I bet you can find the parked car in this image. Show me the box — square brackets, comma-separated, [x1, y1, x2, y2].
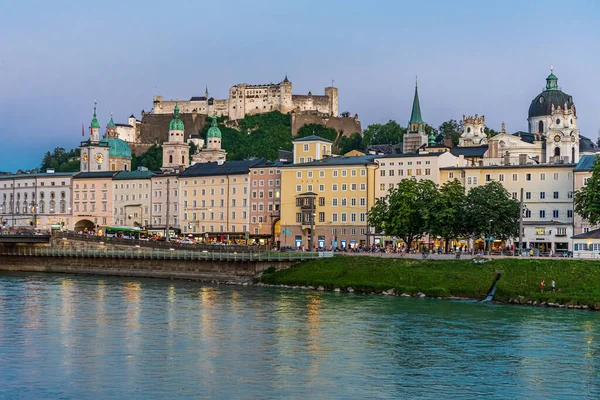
[279, 246, 295, 252]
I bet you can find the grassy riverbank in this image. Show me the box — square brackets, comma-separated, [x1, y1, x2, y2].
[260, 256, 600, 307]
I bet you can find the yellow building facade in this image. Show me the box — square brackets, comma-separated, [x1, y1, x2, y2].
[281, 136, 377, 249]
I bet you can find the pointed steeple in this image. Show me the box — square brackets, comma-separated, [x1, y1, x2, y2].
[283, 74, 289, 83]
[205, 86, 209, 97]
[91, 101, 100, 129]
[409, 78, 423, 124]
[107, 113, 116, 127]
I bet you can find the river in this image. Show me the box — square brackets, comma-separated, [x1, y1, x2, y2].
[0, 272, 598, 399]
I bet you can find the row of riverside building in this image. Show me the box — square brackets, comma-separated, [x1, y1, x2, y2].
[1, 70, 600, 254]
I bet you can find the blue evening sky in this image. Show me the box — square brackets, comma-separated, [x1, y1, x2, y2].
[1, 0, 599, 172]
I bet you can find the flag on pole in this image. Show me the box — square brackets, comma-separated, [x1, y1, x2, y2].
[82, 123, 85, 137]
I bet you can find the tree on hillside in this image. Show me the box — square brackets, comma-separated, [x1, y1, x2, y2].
[136, 145, 163, 171]
[428, 179, 467, 252]
[574, 156, 600, 225]
[362, 120, 406, 146]
[368, 178, 437, 249]
[338, 132, 364, 154]
[484, 127, 499, 138]
[296, 124, 338, 142]
[40, 147, 80, 172]
[438, 119, 462, 146]
[464, 181, 520, 249]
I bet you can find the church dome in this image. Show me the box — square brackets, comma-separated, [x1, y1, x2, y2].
[528, 71, 575, 119]
[169, 104, 185, 131]
[206, 116, 222, 138]
[99, 137, 132, 159]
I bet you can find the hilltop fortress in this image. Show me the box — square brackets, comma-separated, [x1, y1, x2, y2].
[110, 76, 361, 154]
[152, 75, 338, 119]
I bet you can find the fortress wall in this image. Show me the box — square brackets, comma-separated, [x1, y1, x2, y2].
[291, 111, 362, 138]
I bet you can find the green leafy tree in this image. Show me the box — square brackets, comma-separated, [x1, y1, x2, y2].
[429, 179, 467, 252]
[484, 127, 499, 138]
[136, 145, 163, 171]
[368, 178, 438, 249]
[40, 147, 80, 172]
[188, 141, 198, 158]
[362, 120, 406, 146]
[574, 156, 600, 225]
[464, 181, 520, 249]
[296, 124, 338, 142]
[338, 132, 364, 154]
[438, 119, 462, 146]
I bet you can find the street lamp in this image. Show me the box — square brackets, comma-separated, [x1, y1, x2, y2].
[488, 219, 493, 253]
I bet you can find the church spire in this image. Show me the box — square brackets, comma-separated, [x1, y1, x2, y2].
[91, 101, 100, 129]
[409, 79, 423, 124]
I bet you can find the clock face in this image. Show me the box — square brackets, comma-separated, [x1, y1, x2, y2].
[554, 135, 561, 142]
[95, 153, 104, 164]
[82, 154, 89, 163]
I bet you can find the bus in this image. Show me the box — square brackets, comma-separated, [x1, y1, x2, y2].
[105, 226, 141, 239]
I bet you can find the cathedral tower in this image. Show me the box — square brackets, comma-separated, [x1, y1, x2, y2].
[162, 104, 189, 171]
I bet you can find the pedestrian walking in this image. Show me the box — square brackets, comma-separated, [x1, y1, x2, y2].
[541, 280, 545, 293]
[551, 280, 556, 292]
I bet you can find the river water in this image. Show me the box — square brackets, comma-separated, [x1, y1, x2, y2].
[0, 272, 599, 399]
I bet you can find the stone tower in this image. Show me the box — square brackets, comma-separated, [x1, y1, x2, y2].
[459, 114, 487, 147]
[80, 102, 110, 172]
[324, 86, 339, 116]
[192, 115, 227, 164]
[162, 104, 190, 171]
[402, 80, 428, 153]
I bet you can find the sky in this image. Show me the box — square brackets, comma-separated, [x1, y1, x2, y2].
[1, 0, 600, 172]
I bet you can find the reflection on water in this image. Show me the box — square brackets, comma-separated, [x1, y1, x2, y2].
[0, 271, 599, 399]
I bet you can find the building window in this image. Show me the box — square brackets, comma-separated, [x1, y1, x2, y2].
[552, 210, 559, 218]
[332, 213, 338, 222]
[296, 185, 301, 192]
[296, 213, 302, 223]
[539, 210, 546, 218]
[303, 144, 309, 152]
[526, 192, 531, 200]
[526, 173, 531, 181]
[525, 209, 531, 218]
[498, 174, 504, 182]
[540, 192, 546, 200]
[319, 197, 325, 206]
[512, 174, 518, 181]
[553, 191, 559, 199]
[319, 212, 325, 222]
[449, 172, 454, 179]
[296, 171, 302, 178]
[567, 210, 573, 218]
[540, 173, 546, 181]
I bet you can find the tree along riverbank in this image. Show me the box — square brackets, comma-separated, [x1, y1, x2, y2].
[259, 256, 600, 309]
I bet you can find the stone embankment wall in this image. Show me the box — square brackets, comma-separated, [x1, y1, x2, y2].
[0, 255, 293, 283]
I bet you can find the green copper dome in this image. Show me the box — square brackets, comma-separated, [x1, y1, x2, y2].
[107, 114, 116, 128]
[91, 102, 100, 129]
[206, 116, 222, 139]
[169, 104, 185, 131]
[99, 137, 132, 159]
[528, 71, 574, 119]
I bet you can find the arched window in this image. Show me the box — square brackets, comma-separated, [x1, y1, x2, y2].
[554, 147, 560, 157]
[181, 155, 185, 164]
[538, 121, 544, 133]
[169, 155, 173, 164]
[572, 147, 575, 163]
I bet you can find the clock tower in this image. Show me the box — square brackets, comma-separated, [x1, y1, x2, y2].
[80, 102, 110, 172]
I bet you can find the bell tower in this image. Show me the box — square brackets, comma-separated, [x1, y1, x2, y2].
[162, 104, 190, 171]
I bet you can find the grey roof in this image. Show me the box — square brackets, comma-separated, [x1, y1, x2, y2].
[579, 135, 598, 153]
[277, 150, 293, 162]
[450, 145, 488, 157]
[74, 171, 118, 179]
[572, 228, 600, 240]
[180, 159, 262, 177]
[113, 170, 155, 180]
[250, 159, 290, 168]
[190, 96, 207, 101]
[293, 135, 333, 143]
[0, 171, 75, 180]
[374, 152, 446, 159]
[283, 155, 377, 167]
[441, 163, 575, 171]
[574, 154, 597, 172]
[115, 123, 133, 128]
[366, 144, 399, 155]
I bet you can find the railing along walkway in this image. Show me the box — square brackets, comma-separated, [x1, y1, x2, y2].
[1, 246, 333, 262]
